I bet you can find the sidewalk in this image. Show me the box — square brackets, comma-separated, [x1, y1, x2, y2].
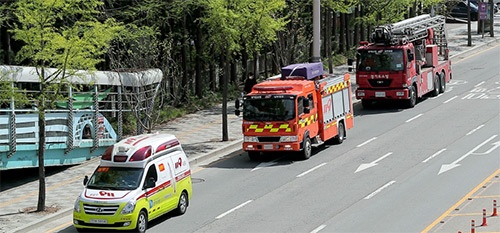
[0, 18, 499, 233]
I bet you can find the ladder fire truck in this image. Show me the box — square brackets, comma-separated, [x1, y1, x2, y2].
[355, 14, 452, 108]
[235, 62, 353, 160]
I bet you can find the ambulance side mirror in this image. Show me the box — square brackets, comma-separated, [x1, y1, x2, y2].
[235, 99, 240, 109]
[408, 53, 414, 61]
[145, 177, 156, 189]
[83, 175, 89, 186]
[235, 109, 240, 116]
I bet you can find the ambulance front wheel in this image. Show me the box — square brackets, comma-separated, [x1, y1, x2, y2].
[135, 210, 148, 233]
[175, 191, 189, 215]
[300, 137, 312, 160]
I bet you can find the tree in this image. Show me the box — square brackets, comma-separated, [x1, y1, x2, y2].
[201, 0, 286, 141]
[11, 0, 123, 211]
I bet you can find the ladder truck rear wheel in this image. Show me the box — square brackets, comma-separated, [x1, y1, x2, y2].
[439, 72, 446, 93]
[300, 137, 312, 160]
[332, 122, 345, 144]
[430, 74, 440, 97]
[406, 85, 417, 108]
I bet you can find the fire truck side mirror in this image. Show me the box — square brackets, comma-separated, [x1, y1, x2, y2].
[408, 53, 415, 61]
[347, 58, 354, 72]
[303, 98, 310, 108]
[304, 108, 310, 114]
[83, 175, 89, 186]
[444, 48, 449, 60]
[235, 99, 240, 109]
[235, 109, 240, 116]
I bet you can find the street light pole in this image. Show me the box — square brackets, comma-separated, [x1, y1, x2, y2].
[311, 0, 321, 62]
[467, 0, 472, 46]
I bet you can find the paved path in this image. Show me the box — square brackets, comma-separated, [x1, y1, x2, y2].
[0, 18, 499, 233]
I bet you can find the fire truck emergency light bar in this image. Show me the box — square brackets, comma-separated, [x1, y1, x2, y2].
[281, 62, 324, 80]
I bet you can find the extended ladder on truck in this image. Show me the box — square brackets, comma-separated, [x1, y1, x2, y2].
[372, 14, 448, 55]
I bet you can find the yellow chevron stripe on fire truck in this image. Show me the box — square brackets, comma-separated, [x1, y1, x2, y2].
[323, 80, 350, 96]
[246, 123, 291, 133]
[299, 114, 317, 128]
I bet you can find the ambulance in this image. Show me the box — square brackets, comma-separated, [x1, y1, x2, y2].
[73, 133, 192, 233]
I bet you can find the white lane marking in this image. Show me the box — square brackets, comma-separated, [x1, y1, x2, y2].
[443, 96, 458, 103]
[422, 148, 447, 163]
[216, 200, 253, 219]
[439, 135, 498, 175]
[474, 81, 485, 87]
[356, 137, 377, 148]
[364, 180, 396, 200]
[310, 224, 327, 233]
[466, 124, 484, 136]
[355, 152, 393, 173]
[406, 113, 423, 123]
[296, 163, 327, 178]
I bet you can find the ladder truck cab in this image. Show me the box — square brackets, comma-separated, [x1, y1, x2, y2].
[355, 14, 452, 108]
[235, 62, 354, 160]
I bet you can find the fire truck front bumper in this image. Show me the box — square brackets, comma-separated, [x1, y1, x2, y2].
[356, 88, 409, 100]
[243, 142, 301, 152]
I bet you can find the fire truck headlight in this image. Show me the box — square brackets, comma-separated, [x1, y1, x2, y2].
[402, 83, 408, 88]
[280, 136, 298, 142]
[357, 91, 365, 97]
[244, 136, 259, 142]
[74, 198, 81, 213]
[121, 200, 136, 214]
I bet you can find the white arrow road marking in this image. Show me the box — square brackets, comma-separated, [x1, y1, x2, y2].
[297, 163, 327, 178]
[355, 152, 393, 173]
[215, 200, 253, 219]
[481, 140, 500, 154]
[364, 180, 396, 200]
[251, 158, 280, 171]
[439, 135, 498, 175]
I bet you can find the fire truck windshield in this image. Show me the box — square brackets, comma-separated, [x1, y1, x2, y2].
[243, 97, 295, 121]
[357, 49, 404, 72]
[86, 167, 144, 190]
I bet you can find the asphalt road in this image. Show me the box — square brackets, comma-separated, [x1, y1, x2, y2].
[39, 39, 500, 233]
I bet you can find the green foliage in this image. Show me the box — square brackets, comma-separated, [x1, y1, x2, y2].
[200, 0, 287, 58]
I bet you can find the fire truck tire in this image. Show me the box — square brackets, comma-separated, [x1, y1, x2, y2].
[439, 72, 446, 93]
[333, 122, 345, 144]
[135, 210, 148, 233]
[175, 191, 189, 215]
[430, 74, 440, 97]
[406, 85, 417, 108]
[248, 151, 260, 161]
[300, 137, 312, 160]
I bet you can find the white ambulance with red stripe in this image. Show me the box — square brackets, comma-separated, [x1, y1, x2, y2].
[73, 133, 192, 233]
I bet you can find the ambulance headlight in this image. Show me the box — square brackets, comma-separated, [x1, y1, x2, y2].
[74, 198, 81, 213]
[280, 136, 298, 142]
[244, 136, 259, 142]
[121, 200, 136, 214]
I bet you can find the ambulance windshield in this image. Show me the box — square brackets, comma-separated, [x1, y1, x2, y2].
[243, 97, 295, 121]
[86, 167, 143, 190]
[357, 49, 404, 72]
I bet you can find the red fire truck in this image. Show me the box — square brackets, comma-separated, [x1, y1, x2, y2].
[355, 14, 452, 108]
[235, 63, 353, 160]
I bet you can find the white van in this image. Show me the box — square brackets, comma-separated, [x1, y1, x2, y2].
[73, 133, 192, 233]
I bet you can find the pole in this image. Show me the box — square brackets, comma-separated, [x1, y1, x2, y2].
[467, 0, 472, 46]
[311, 0, 321, 62]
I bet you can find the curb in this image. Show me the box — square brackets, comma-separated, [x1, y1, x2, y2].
[10, 207, 73, 233]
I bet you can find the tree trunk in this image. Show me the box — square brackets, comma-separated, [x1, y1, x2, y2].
[222, 55, 229, 142]
[339, 13, 345, 53]
[195, 23, 203, 99]
[37, 98, 46, 212]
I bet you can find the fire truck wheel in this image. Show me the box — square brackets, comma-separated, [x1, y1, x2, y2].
[175, 191, 189, 215]
[406, 85, 417, 108]
[430, 74, 440, 97]
[300, 137, 312, 160]
[439, 72, 446, 93]
[333, 122, 345, 144]
[135, 210, 148, 233]
[248, 151, 260, 161]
